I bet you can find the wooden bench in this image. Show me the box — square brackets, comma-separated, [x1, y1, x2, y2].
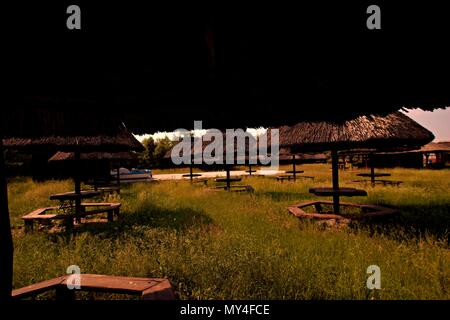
[288, 200, 398, 221]
[213, 185, 254, 192]
[23, 203, 121, 232]
[93, 185, 121, 194]
[12, 274, 175, 300]
[374, 180, 403, 186]
[276, 175, 315, 182]
[191, 178, 208, 185]
[276, 175, 295, 182]
[351, 179, 403, 186]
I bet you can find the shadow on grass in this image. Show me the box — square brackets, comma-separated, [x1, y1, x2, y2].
[53, 204, 214, 238]
[356, 203, 450, 243]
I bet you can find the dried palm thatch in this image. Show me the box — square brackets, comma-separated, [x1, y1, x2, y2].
[3, 126, 143, 153]
[279, 112, 434, 153]
[48, 151, 138, 162]
[417, 142, 450, 153]
[438, 142, 450, 149]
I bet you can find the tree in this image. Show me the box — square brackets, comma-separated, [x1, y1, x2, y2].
[153, 137, 174, 167]
[139, 137, 156, 168]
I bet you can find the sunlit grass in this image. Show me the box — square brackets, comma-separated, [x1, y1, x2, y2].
[8, 164, 450, 299]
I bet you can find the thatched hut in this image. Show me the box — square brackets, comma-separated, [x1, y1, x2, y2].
[4, 130, 143, 181]
[279, 112, 434, 214]
[372, 142, 450, 169]
[0, 126, 142, 298]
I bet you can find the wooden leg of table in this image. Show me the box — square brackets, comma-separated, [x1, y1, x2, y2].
[314, 203, 322, 213]
[24, 220, 34, 233]
[65, 217, 74, 232]
[107, 210, 114, 222]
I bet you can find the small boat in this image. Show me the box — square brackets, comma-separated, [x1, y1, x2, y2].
[111, 168, 153, 182]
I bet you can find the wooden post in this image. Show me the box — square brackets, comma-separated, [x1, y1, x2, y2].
[189, 152, 194, 182]
[74, 151, 81, 223]
[226, 165, 231, 191]
[0, 137, 13, 299]
[116, 165, 121, 186]
[370, 152, 375, 184]
[331, 150, 340, 214]
[292, 154, 297, 181]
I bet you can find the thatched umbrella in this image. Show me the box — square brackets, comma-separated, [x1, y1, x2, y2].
[0, 126, 142, 298]
[279, 112, 434, 214]
[373, 142, 450, 168]
[5, 128, 143, 204]
[167, 133, 260, 190]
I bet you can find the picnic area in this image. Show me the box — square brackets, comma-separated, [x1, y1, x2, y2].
[8, 163, 450, 299]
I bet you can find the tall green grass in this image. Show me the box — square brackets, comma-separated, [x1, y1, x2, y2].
[8, 165, 450, 299]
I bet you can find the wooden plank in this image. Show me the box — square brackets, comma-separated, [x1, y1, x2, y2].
[61, 274, 161, 294]
[12, 276, 67, 299]
[142, 279, 175, 300]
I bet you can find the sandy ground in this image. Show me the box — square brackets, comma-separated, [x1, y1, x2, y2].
[152, 170, 284, 181]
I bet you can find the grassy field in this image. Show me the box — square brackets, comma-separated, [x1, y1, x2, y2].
[8, 164, 450, 299]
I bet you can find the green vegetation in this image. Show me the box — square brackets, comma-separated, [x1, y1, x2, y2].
[8, 164, 450, 299]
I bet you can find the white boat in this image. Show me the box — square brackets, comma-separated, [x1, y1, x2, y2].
[111, 168, 153, 182]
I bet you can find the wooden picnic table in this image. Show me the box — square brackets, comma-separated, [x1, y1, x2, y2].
[285, 170, 304, 174]
[182, 173, 202, 178]
[215, 177, 242, 183]
[50, 190, 102, 223]
[309, 187, 367, 197]
[49, 190, 101, 202]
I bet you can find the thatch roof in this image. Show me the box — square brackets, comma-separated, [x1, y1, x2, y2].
[279, 112, 434, 152]
[48, 151, 138, 162]
[3, 127, 143, 153]
[374, 142, 450, 155]
[437, 142, 450, 149]
[417, 143, 450, 153]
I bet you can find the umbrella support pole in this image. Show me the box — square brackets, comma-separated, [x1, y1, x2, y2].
[292, 155, 296, 181]
[370, 152, 375, 185]
[116, 165, 120, 187]
[331, 150, 340, 214]
[74, 151, 81, 223]
[226, 165, 231, 191]
[0, 136, 13, 299]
